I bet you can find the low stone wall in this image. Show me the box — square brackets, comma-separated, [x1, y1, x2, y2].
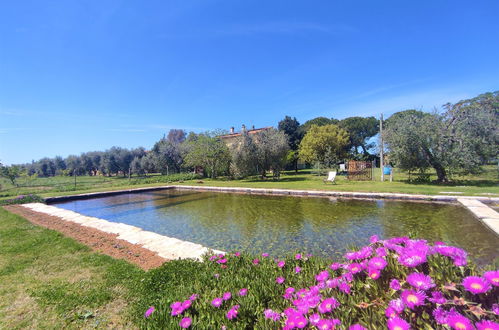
[457, 198, 499, 237]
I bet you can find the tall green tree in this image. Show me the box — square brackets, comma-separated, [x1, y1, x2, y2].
[278, 116, 302, 172]
[339, 116, 379, 158]
[384, 91, 499, 182]
[298, 124, 350, 168]
[184, 132, 231, 179]
[0, 165, 22, 186]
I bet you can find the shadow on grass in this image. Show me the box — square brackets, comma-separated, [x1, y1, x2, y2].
[403, 179, 498, 188]
[243, 177, 308, 183]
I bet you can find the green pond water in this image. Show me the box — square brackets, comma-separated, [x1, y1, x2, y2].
[52, 189, 499, 265]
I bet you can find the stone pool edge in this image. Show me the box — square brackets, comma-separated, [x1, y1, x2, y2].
[20, 202, 225, 261]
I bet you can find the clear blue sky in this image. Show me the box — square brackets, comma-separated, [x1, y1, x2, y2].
[1, 1, 498, 165]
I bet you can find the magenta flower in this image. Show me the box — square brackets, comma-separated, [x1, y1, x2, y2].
[368, 267, 381, 280]
[309, 313, 321, 325]
[428, 291, 446, 304]
[262, 252, 269, 257]
[390, 279, 401, 290]
[316, 319, 334, 329]
[295, 253, 302, 260]
[226, 305, 240, 320]
[432, 306, 448, 324]
[286, 314, 308, 328]
[285, 287, 295, 295]
[387, 317, 410, 330]
[349, 324, 368, 330]
[181, 299, 192, 310]
[315, 270, 329, 282]
[447, 314, 473, 330]
[398, 249, 427, 267]
[179, 317, 192, 328]
[263, 309, 280, 321]
[401, 289, 426, 309]
[376, 247, 388, 257]
[277, 260, 285, 268]
[144, 306, 155, 318]
[347, 263, 362, 274]
[385, 307, 397, 318]
[318, 297, 339, 313]
[369, 234, 379, 243]
[493, 303, 499, 315]
[276, 276, 285, 284]
[462, 276, 491, 294]
[211, 297, 223, 308]
[238, 288, 248, 296]
[389, 298, 405, 313]
[189, 294, 198, 301]
[295, 266, 302, 273]
[209, 255, 217, 261]
[234, 252, 240, 257]
[484, 270, 499, 287]
[339, 282, 351, 294]
[407, 272, 435, 290]
[170, 301, 183, 316]
[222, 292, 232, 301]
[476, 320, 499, 330]
[252, 258, 260, 265]
[368, 257, 387, 270]
[217, 258, 227, 264]
[329, 262, 342, 270]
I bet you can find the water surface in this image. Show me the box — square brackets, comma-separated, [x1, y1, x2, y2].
[52, 189, 499, 265]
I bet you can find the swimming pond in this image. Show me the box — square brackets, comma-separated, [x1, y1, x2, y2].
[51, 189, 498, 265]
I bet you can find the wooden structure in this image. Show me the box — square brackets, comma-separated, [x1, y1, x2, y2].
[347, 161, 373, 181]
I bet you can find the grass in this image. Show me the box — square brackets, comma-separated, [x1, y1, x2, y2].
[0, 166, 497, 202]
[0, 207, 144, 329]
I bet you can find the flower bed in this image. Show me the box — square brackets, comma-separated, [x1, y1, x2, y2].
[139, 236, 498, 329]
[0, 194, 45, 206]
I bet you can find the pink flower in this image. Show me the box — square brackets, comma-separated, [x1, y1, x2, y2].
[214, 273, 220, 278]
[217, 258, 227, 264]
[309, 313, 321, 325]
[262, 252, 269, 257]
[428, 291, 446, 304]
[389, 298, 405, 313]
[347, 263, 362, 274]
[401, 289, 426, 309]
[179, 317, 192, 328]
[238, 288, 248, 296]
[276, 276, 285, 284]
[462, 276, 491, 294]
[295, 253, 302, 260]
[329, 263, 342, 270]
[295, 266, 301, 273]
[447, 314, 473, 330]
[189, 294, 198, 301]
[252, 259, 260, 265]
[387, 317, 410, 330]
[369, 235, 379, 243]
[317, 319, 334, 329]
[315, 270, 329, 282]
[475, 320, 499, 330]
[484, 270, 499, 287]
[376, 247, 387, 257]
[144, 306, 155, 318]
[368, 257, 387, 270]
[318, 297, 339, 313]
[277, 260, 286, 268]
[339, 282, 351, 294]
[226, 305, 240, 320]
[211, 297, 223, 308]
[222, 292, 232, 301]
[264, 309, 280, 321]
[390, 279, 401, 290]
[349, 324, 368, 330]
[181, 299, 191, 310]
[407, 272, 435, 291]
[368, 268, 381, 280]
[234, 252, 240, 257]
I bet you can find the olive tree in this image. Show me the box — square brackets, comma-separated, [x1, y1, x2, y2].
[298, 124, 350, 168]
[184, 132, 231, 179]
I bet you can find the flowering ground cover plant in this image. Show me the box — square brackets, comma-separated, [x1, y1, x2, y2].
[0, 194, 44, 205]
[138, 236, 498, 329]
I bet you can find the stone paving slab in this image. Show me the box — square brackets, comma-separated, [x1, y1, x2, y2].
[457, 198, 499, 237]
[21, 203, 223, 261]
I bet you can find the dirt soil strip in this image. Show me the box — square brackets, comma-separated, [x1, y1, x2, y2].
[4, 205, 167, 270]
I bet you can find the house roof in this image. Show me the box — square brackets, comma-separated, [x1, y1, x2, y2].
[219, 126, 273, 139]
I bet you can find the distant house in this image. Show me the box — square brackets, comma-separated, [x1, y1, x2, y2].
[219, 124, 273, 148]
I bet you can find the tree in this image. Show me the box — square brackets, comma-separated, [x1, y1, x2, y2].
[278, 116, 302, 172]
[0, 165, 22, 186]
[298, 124, 350, 168]
[184, 132, 231, 179]
[253, 129, 290, 179]
[167, 129, 187, 144]
[230, 131, 258, 178]
[140, 153, 156, 176]
[152, 139, 184, 175]
[131, 157, 144, 176]
[299, 117, 339, 135]
[339, 116, 379, 158]
[384, 91, 499, 182]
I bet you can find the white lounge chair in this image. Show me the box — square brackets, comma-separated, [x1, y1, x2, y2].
[323, 171, 337, 184]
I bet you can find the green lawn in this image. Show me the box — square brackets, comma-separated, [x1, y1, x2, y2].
[1, 166, 497, 201]
[0, 207, 144, 329]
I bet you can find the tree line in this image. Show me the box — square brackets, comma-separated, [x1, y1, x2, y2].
[1, 91, 497, 184]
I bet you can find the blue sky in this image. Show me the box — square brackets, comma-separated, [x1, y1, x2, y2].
[1, 1, 498, 164]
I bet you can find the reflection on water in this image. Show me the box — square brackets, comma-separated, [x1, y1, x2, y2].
[52, 190, 499, 265]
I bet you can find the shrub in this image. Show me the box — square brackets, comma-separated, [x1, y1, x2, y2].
[0, 194, 45, 206]
[137, 236, 498, 329]
[130, 173, 201, 185]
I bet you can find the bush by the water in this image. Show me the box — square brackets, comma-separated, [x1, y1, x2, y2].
[138, 236, 498, 329]
[130, 173, 201, 185]
[0, 194, 45, 206]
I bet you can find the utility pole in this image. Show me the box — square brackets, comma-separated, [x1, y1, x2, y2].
[380, 113, 384, 182]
